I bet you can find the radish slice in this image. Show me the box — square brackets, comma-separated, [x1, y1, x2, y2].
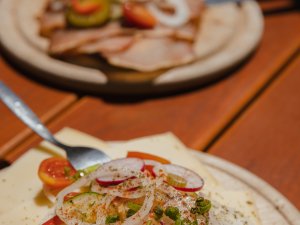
[144, 159, 162, 176]
[144, 159, 162, 167]
[96, 158, 145, 186]
[153, 164, 204, 192]
[91, 178, 147, 199]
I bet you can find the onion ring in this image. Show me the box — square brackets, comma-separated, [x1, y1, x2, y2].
[147, 0, 190, 27]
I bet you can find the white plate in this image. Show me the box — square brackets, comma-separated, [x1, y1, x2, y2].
[0, 0, 263, 94]
[1, 129, 298, 225]
[191, 151, 300, 225]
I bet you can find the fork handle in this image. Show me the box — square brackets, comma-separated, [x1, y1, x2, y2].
[0, 81, 60, 146]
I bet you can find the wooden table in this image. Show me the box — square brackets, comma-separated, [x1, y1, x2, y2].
[0, 0, 299, 211]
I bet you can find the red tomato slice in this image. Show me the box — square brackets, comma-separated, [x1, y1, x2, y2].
[127, 151, 171, 164]
[71, 0, 102, 15]
[42, 216, 64, 225]
[38, 157, 76, 188]
[123, 3, 157, 29]
[144, 164, 155, 176]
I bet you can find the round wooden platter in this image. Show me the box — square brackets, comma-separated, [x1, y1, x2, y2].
[191, 151, 300, 225]
[0, 147, 299, 224]
[0, 0, 263, 95]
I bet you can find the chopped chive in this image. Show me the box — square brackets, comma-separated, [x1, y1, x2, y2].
[153, 206, 163, 220]
[165, 206, 180, 221]
[127, 202, 141, 211]
[105, 215, 119, 224]
[191, 198, 211, 215]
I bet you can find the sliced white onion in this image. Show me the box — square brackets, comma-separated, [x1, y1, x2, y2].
[55, 165, 120, 223]
[147, 0, 190, 27]
[42, 185, 57, 204]
[91, 178, 146, 199]
[96, 195, 116, 225]
[153, 164, 204, 192]
[52, 158, 205, 225]
[123, 183, 155, 225]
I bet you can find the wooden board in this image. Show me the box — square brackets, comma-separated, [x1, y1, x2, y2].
[193, 151, 300, 224]
[0, 0, 263, 94]
[0, 129, 299, 224]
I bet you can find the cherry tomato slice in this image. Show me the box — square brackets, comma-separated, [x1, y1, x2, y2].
[42, 216, 64, 225]
[127, 151, 171, 164]
[71, 0, 102, 15]
[123, 3, 157, 29]
[144, 164, 155, 176]
[38, 157, 76, 188]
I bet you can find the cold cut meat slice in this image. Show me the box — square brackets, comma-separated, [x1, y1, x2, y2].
[39, 11, 66, 37]
[49, 22, 132, 54]
[104, 37, 195, 71]
[77, 36, 135, 54]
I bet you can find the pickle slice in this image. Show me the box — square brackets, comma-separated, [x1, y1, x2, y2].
[167, 173, 187, 188]
[66, 0, 110, 27]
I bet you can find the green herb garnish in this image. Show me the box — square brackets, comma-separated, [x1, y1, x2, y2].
[64, 166, 71, 176]
[73, 164, 100, 180]
[190, 197, 211, 215]
[127, 202, 141, 211]
[153, 206, 163, 220]
[126, 202, 141, 217]
[165, 206, 180, 221]
[126, 209, 136, 218]
[105, 215, 119, 224]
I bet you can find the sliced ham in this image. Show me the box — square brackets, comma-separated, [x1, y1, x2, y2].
[186, 0, 204, 19]
[140, 23, 197, 42]
[174, 22, 198, 41]
[140, 26, 174, 38]
[39, 11, 66, 37]
[103, 37, 195, 71]
[77, 36, 135, 54]
[49, 22, 133, 54]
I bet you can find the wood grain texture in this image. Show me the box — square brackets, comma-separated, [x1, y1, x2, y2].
[17, 12, 299, 149]
[209, 55, 300, 210]
[258, 0, 298, 13]
[0, 54, 77, 157]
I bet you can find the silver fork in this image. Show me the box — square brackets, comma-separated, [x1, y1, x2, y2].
[0, 81, 111, 170]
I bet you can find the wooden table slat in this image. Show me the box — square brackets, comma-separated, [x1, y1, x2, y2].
[0, 55, 77, 157]
[209, 55, 300, 209]
[19, 12, 300, 151]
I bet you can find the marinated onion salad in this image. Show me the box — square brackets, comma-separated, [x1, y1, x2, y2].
[40, 156, 211, 225]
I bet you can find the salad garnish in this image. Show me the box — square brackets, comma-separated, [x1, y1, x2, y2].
[38, 152, 211, 225]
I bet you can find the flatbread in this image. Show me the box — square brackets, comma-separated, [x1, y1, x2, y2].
[0, 128, 260, 225]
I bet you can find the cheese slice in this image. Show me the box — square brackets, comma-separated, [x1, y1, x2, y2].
[0, 128, 260, 225]
[204, 187, 261, 225]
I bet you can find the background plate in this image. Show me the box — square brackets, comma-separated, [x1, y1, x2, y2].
[0, 0, 263, 95]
